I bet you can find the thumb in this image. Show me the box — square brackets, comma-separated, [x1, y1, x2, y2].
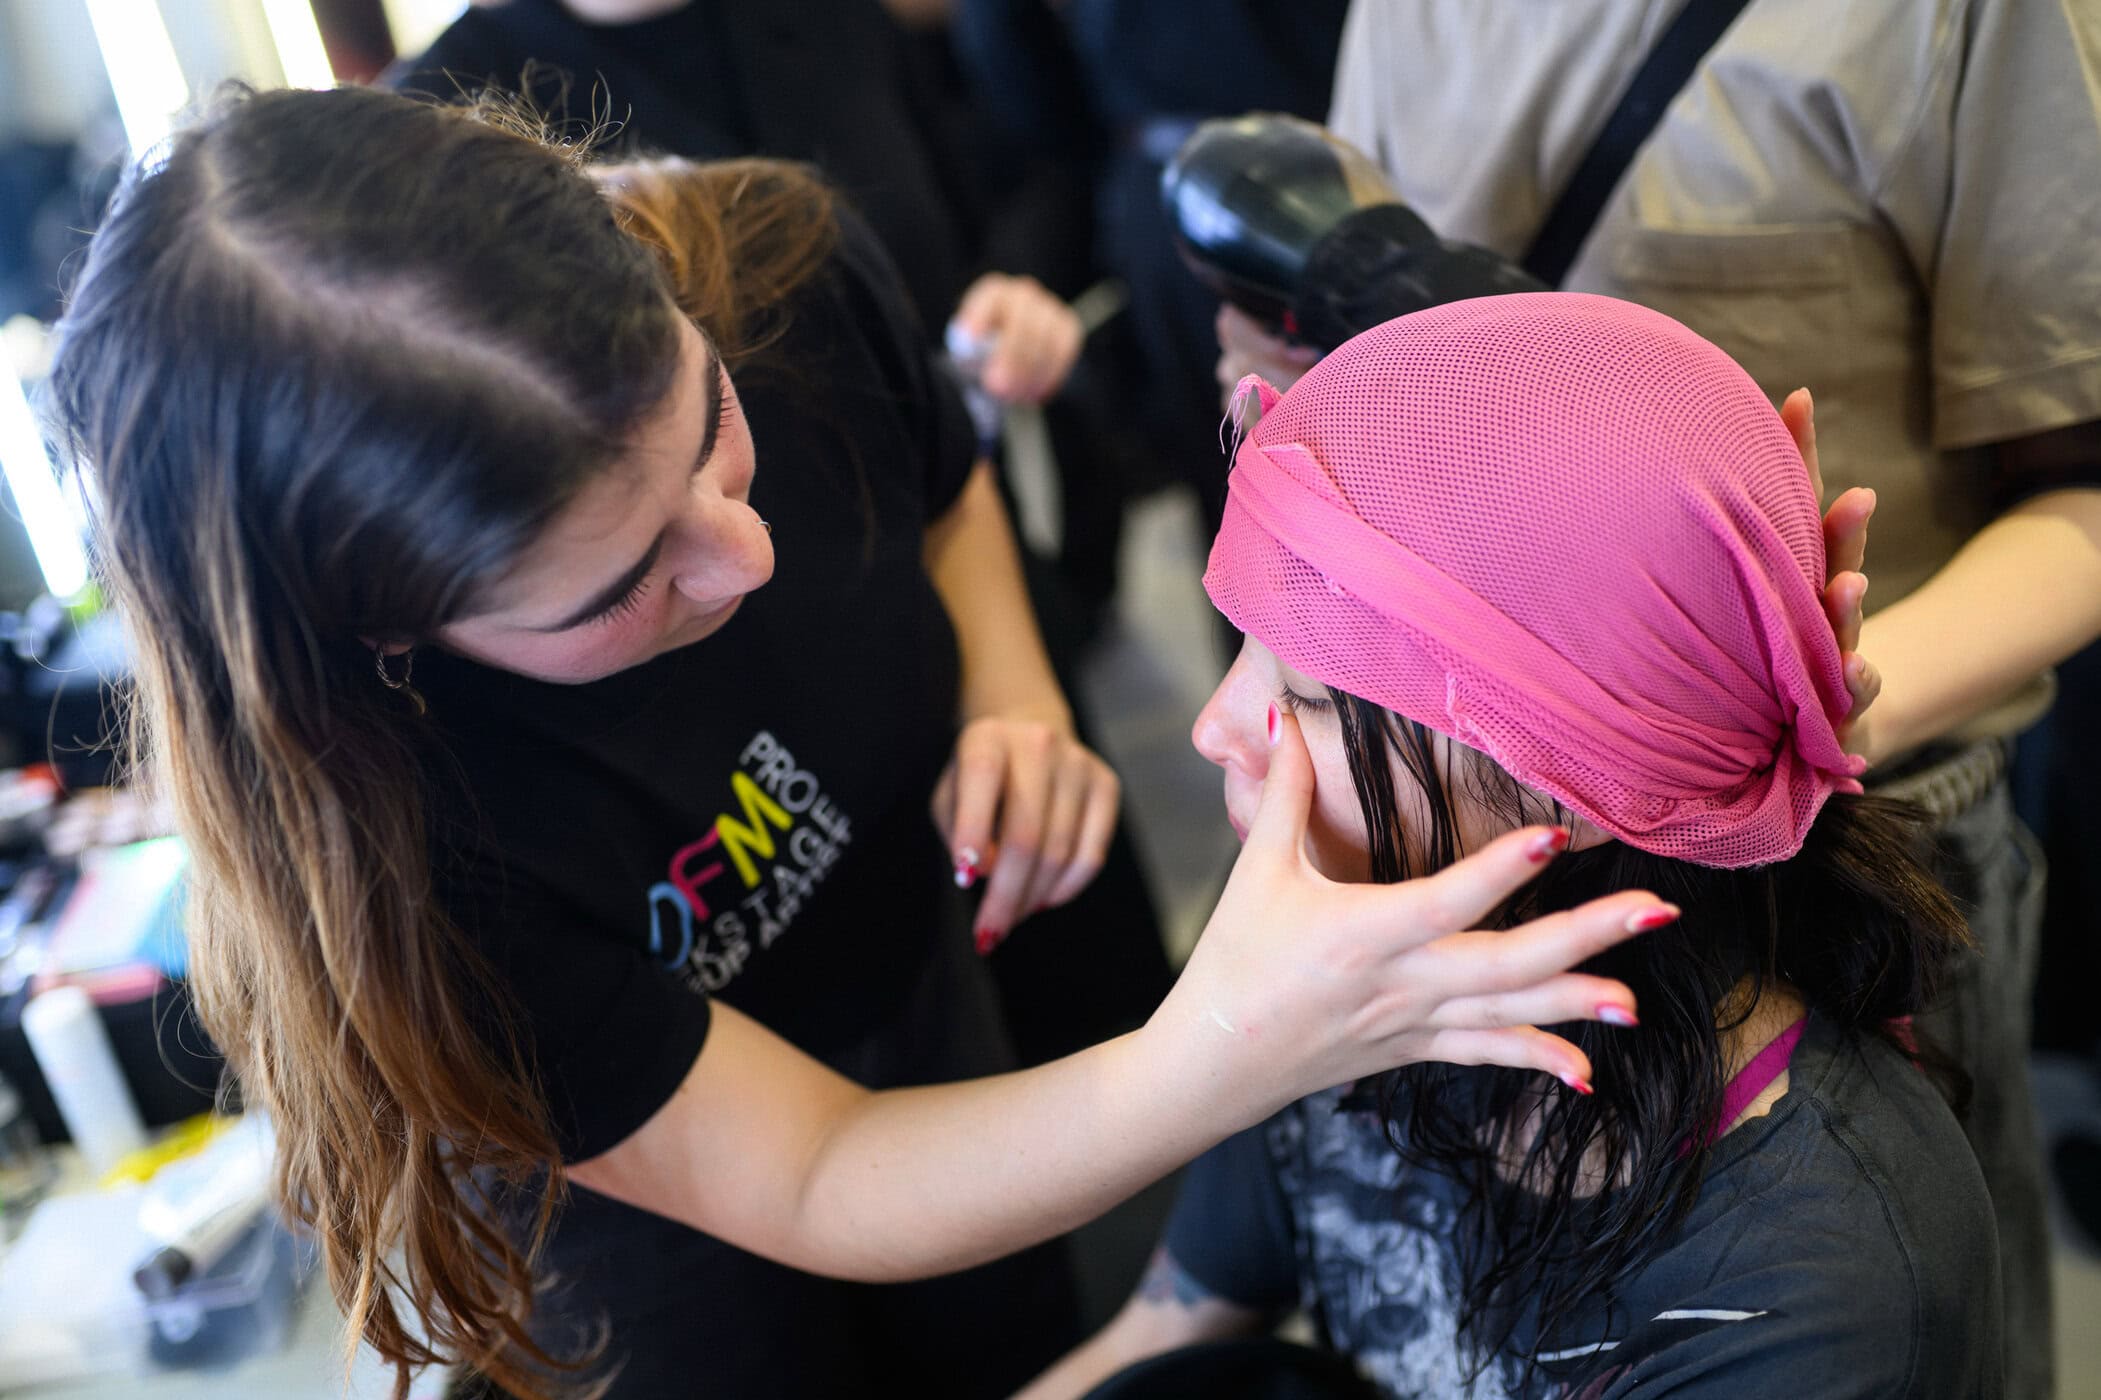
[1242, 704, 1317, 864]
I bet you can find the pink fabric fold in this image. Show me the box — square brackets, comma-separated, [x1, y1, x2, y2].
[1205, 293, 1862, 868]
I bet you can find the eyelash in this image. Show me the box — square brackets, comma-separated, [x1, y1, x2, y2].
[585, 371, 733, 630]
[588, 574, 654, 628]
[1277, 685, 1331, 715]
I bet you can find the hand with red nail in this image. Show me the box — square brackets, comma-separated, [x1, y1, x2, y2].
[931, 708, 1121, 955]
[1149, 707, 1664, 1112]
[1780, 388, 1882, 773]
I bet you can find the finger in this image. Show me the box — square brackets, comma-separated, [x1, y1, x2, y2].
[1377, 823, 1576, 937]
[1420, 1025, 1596, 1094]
[1236, 705, 1317, 870]
[1781, 387, 1822, 504]
[1021, 757, 1090, 915]
[947, 731, 1006, 890]
[984, 334, 1038, 402]
[1435, 973, 1638, 1032]
[987, 299, 1057, 400]
[930, 761, 958, 849]
[1420, 893, 1678, 994]
[1821, 486, 1875, 579]
[1822, 570, 1867, 655]
[976, 742, 1052, 946]
[951, 274, 1008, 340]
[1845, 654, 1883, 714]
[1043, 771, 1120, 909]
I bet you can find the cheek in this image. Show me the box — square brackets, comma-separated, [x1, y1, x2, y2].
[1301, 725, 1375, 883]
[465, 627, 655, 685]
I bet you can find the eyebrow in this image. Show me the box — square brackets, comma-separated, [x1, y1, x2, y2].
[537, 344, 724, 633]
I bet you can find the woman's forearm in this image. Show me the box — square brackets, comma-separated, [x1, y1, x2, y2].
[572, 1001, 1277, 1283]
[789, 1024, 1256, 1280]
[924, 461, 1071, 725]
[1858, 486, 2101, 763]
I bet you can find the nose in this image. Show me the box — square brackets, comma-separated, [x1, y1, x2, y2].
[1191, 657, 1268, 780]
[666, 485, 772, 605]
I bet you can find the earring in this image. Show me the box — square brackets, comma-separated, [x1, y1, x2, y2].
[374, 647, 427, 716]
[761, 519, 773, 534]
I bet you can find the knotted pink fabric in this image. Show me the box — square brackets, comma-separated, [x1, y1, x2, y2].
[1205, 293, 1864, 868]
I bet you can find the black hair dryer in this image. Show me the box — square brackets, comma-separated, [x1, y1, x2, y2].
[1161, 113, 1546, 353]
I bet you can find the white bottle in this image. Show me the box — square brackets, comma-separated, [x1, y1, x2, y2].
[22, 985, 147, 1175]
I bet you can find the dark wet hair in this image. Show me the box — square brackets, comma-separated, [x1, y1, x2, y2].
[1326, 692, 1969, 1384]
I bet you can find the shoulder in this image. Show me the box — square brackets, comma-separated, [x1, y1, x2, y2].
[1610, 1026, 1999, 1394]
[790, 204, 931, 364]
[382, 6, 538, 99]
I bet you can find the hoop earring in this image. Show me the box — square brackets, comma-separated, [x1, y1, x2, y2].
[374, 647, 427, 716]
[761, 519, 773, 534]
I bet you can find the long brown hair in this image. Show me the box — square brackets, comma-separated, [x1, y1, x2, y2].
[47, 86, 833, 1398]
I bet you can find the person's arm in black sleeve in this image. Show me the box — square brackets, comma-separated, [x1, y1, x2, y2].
[438, 843, 712, 1162]
[1013, 1122, 1297, 1400]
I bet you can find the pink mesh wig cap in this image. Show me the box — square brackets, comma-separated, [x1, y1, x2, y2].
[1205, 293, 1865, 868]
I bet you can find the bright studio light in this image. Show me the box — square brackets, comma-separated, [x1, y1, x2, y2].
[260, 0, 336, 90]
[81, 0, 190, 157]
[0, 375, 89, 601]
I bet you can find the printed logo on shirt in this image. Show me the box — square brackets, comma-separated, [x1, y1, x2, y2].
[644, 730, 853, 993]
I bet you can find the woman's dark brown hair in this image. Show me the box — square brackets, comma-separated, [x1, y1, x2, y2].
[46, 85, 832, 1398]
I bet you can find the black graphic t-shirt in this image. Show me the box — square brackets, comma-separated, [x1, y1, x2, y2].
[1165, 1014, 2003, 1397]
[417, 214, 975, 1161]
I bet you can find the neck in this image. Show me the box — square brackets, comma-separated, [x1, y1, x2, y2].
[1497, 978, 1808, 1190]
[1712, 978, 1807, 1137]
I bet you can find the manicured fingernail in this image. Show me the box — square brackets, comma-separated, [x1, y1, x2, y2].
[974, 927, 999, 956]
[1526, 827, 1570, 863]
[1627, 904, 1681, 933]
[1266, 702, 1281, 746]
[1597, 1005, 1639, 1028]
[953, 847, 982, 889]
[1560, 1073, 1594, 1096]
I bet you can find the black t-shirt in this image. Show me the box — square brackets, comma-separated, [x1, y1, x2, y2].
[417, 215, 977, 1161]
[1165, 1014, 2003, 1397]
[388, 0, 980, 331]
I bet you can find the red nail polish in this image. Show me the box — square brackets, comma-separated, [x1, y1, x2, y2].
[954, 861, 982, 890]
[1266, 702, 1281, 746]
[1627, 904, 1681, 933]
[1526, 827, 1570, 863]
[1560, 1073, 1594, 1096]
[975, 927, 999, 956]
[1597, 1005, 1639, 1028]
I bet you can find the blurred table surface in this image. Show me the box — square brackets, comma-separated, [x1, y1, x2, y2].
[5, 1143, 447, 1400]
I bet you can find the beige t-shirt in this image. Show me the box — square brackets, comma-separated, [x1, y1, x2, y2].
[1330, 0, 2101, 738]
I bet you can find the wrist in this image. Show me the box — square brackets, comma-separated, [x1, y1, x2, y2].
[961, 689, 1074, 734]
[1132, 989, 1293, 1140]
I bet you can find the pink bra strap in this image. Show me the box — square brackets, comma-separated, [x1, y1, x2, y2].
[1702, 1017, 1807, 1150]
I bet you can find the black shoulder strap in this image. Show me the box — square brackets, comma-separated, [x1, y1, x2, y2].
[1521, 0, 1756, 287]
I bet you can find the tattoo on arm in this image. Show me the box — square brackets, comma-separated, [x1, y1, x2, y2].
[1136, 1246, 1218, 1310]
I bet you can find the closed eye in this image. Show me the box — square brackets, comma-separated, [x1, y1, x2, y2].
[1277, 683, 1331, 715]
